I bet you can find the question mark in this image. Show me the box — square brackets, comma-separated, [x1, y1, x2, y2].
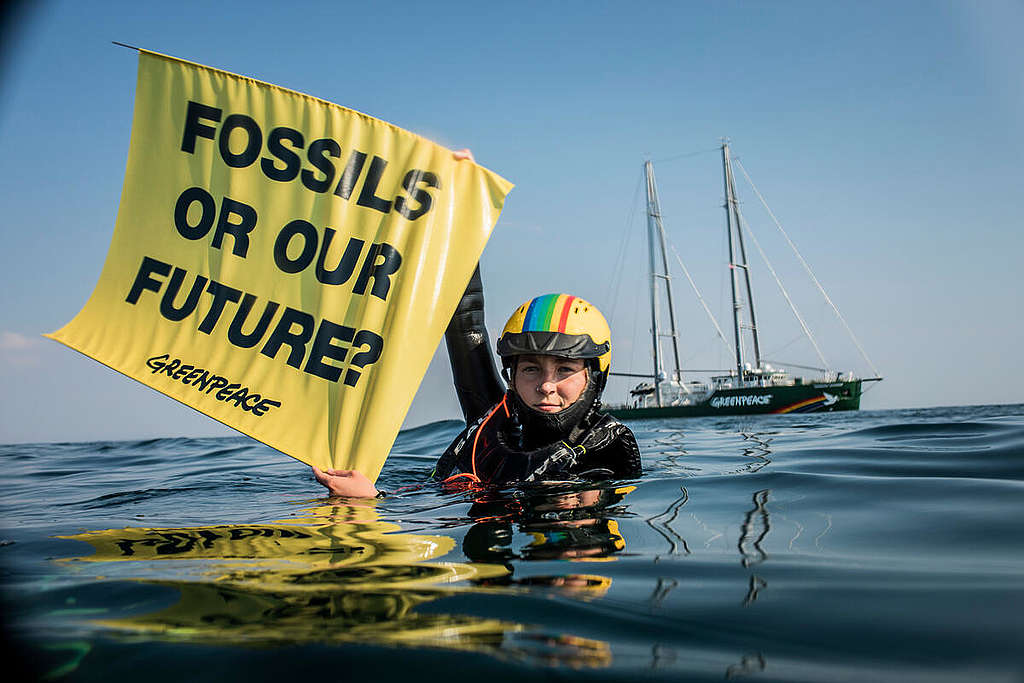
[344, 330, 384, 387]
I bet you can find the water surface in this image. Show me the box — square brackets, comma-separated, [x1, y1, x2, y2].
[2, 404, 1023, 681]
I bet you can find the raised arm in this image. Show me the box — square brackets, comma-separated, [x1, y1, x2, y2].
[444, 264, 506, 425]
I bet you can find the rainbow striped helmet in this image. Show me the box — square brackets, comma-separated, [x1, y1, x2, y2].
[497, 294, 611, 373]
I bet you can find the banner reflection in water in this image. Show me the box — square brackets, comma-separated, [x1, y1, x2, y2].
[57, 486, 630, 667]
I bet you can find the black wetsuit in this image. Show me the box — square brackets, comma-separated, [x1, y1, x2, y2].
[434, 267, 642, 485]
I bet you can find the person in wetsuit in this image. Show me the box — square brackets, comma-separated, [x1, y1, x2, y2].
[313, 266, 641, 497]
[432, 271, 641, 485]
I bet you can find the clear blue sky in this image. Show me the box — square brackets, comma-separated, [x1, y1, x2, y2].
[1, 0, 1022, 443]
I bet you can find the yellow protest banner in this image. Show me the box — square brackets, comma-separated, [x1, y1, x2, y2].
[47, 50, 513, 481]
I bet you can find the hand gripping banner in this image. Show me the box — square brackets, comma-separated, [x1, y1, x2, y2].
[47, 50, 513, 481]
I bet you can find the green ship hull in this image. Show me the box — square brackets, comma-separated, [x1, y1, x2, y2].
[606, 379, 863, 420]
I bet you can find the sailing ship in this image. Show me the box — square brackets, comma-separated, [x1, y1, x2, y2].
[605, 142, 881, 419]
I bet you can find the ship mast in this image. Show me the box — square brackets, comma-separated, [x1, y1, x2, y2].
[722, 141, 762, 378]
[644, 161, 684, 406]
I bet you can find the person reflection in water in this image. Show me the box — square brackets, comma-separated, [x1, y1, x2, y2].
[462, 485, 633, 568]
[313, 151, 642, 497]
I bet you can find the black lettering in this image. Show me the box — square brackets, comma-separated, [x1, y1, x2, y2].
[142, 352, 281, 416]
[227, 295, 279, 348]
[275, 528, 309, 539]
[157, 531, 199, 554]
[261, 126, 304, 182]
[216, 382, 241, 401]
[352, 244, 380, 297]
[126, 257, 171, 304]
[197, 529, 221, 549]
[274, 220, 318, 273]
[226, 386, 249, 406]
[303, 319, 355, 382]
[394, 170, 439, 220]
[344, 330, 383, 387]
[218, 113, 262, 168]
[146, 353, 170, 372]
[316, 231, 364, 285]
[181, 101, 222, 153]
[252, 398, 281, 417]
[199, 281, 243, 334]
[356, 155, 393, 213]
[211, 197, 257, 257]
[159, 268, 208, 321]
[228, 528, 262, 541]
[334, 150, 367, 199]
[260, 307, 315, 369]
[352, 242, 401, 300]
[205, 376, 229, 394]
[301, 138, 341, 193]
[174, 187, 217, 241]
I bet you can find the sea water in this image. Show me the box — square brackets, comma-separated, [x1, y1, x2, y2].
[2, 404, 1023, 681]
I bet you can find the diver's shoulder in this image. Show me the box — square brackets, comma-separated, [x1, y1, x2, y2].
[590, 408, 632, 433]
